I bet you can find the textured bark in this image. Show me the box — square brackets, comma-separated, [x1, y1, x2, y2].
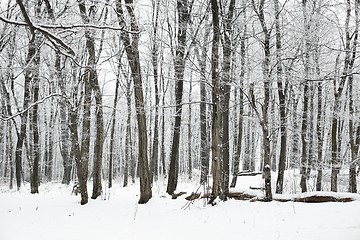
[150, 0, 161, 183]
[195, 21, 211, 185]
[274, 0, 287, 194]
[77, 1, 104, 200]
[14, 23, 36, 190]
[210, 0, 222, 203]
[300, 0, 310, 193]
[124, 78, 132, 188]
[30, 2, 42, 192]
[348, 0, 359, 194]
[57, 52, 72, 185]
[220, 0, 235, 200]
[252, 0, 273, 201]
[331, 0, 355, 192]
[187, 77, 192, 180]
[108, 70, 121, 188]
[231, 2, 246, 188]
[167, 0, 191, 195]
[116, 0, 152, 203]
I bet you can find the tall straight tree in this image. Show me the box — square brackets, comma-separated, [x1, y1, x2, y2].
[116, 0, 152, 204]
[210, 0, 222, 202]
[221, 0, 236, 200]
[231, 0, 247, 188]
[14, 0, 42, 190]
[167, 0, 192, 195]
[347, 0, 359, 193]
[77, 0, 104, 200]
[150, 0, 161, 183]
[274, 0, 287, 194]
[331, 0, 357, 192]
[252, 0, 272, 201]
[300, 0, 311, 193]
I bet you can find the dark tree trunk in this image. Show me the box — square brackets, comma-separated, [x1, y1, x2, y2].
[108, 69, 121, 188]
[210, 0, 222, 203]
[196, 23, 211, 185]
[124, 78, 132, 188]
[231, 1, 246, 187]
[252, 0, 273, 201]
[274, 0, 287, 194]
[331, 0, 355, 192]
[167, 0, 191, 195]
[348, 0, 359, 193]
[116, 0, 152, 203]
[300, 0, 310, 193]
[220, 0, 235, 200]
[150, 0, 161, 183]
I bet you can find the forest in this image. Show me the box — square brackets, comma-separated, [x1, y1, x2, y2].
[0, 0, 359, 207]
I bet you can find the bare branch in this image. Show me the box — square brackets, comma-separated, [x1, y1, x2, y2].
[0, 93, 62, 121]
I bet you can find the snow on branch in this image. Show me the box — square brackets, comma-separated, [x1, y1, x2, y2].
[0, 93, 62, 122]
[0, 15, 75, 55]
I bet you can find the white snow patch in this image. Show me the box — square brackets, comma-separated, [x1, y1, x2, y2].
[0, 176, 359, 240]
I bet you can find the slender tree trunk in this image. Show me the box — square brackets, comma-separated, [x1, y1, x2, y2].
[167, 0, 191, 195]
[15, 34, 35, 190]
[196, 23, 210, 185]
[274, 0, 287, 194]
[231, 2, 246, 187]
[116, 0, 152, 203]
[331, 0, 354, 192]
[150, 0, 161, 183]
[187, 75, 192, 180]
[220, 0, 235, 200]
[300, 0, 310, 193]
[252, 0, 273, 201]
[315, 50, 323, 191]
[210, 0, 222, 203]
[108, 67, 121, 188]
[124, 78, 132, 188]
[348, 0, 359, 193]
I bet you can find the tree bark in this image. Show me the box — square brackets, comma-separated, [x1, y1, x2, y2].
[116, 0, 152, 204]
[274, 0, 287, 194]
[300, 0, 310, 193]
[220, 0, 235, 200]
[167, 0, 191, 195]
[150, 0, 161, 183]
[210, 0, 222, 203]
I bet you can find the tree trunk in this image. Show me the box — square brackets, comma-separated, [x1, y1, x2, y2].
[274, 0, 287, 194]
[150, 0, 161, 183]
[210, 0, 222, 203]
[108, 67, 121, 188]
[167, 0, 191, 195]
[252, 0, 273, 201]
[196, 22, 211, 185]
[348, 0, 359, 193]
[231, 2, 246, 187]
[116, 0, 152, 204]
[30, 24, 41, 193]
[220, 0, 235, 200]
[187, 75, 192, 180]
[300, 0, 310, 193]
[331, 0, 355, 192]
[124, 78, 132, 188]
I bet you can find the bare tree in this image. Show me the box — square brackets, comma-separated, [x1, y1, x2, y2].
[116, 0, 152, 204]
[167, 0, 192, 195]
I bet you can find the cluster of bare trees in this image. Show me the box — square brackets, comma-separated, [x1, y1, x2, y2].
[0, 0, 359, 205]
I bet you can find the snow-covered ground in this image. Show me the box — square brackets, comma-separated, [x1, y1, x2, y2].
[1, 173, 359, 240]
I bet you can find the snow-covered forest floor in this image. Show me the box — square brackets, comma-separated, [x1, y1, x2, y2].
[1, 171, 359, 240]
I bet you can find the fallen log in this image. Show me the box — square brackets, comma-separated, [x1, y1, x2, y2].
[185, 193, 201, 201]
[293, 195, 354, 203]
[172, 191, 187, 199]
[227, 192, 258, 200]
